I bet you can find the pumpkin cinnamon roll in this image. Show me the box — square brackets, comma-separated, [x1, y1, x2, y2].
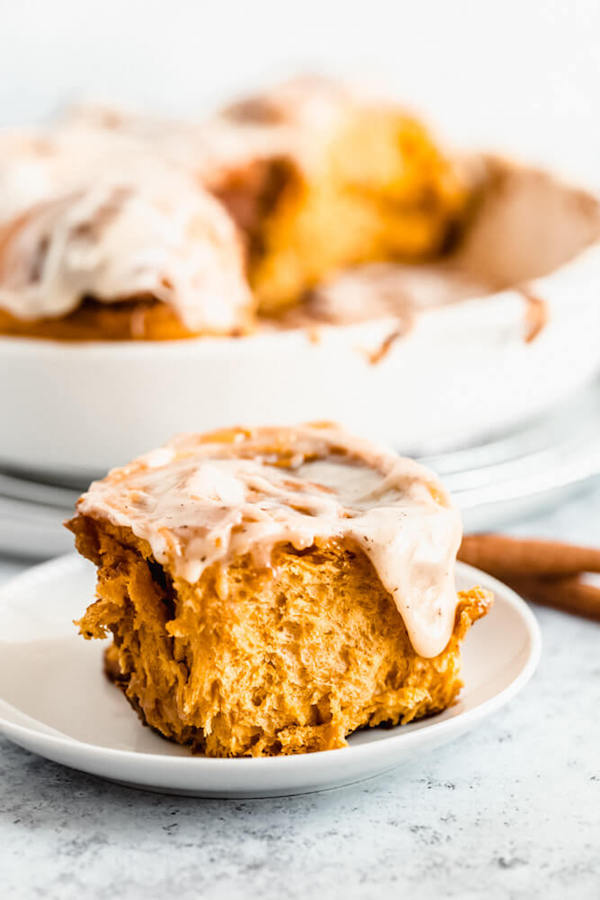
[67, 423, 492, 757]
[0, 174, 253, 340]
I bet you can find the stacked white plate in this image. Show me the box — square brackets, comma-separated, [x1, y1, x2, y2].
[1, 378, 600, 559]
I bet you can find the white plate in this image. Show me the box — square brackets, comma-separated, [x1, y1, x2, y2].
[0, 556, 541, 797]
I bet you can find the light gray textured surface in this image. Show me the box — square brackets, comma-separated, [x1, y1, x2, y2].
[1, 487, 599, 899]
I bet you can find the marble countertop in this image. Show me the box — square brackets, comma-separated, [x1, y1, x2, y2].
[1, 487, 599, 900]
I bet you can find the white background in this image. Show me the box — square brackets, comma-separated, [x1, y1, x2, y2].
[1, 0, 599, 183]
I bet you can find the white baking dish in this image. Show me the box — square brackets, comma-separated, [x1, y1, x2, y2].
[1, 158, 599, 479]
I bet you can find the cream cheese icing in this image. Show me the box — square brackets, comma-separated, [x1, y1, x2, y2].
[0, 125, 191, 223]
[57, 77, 381, 190]
[77, 424, 463, 658]
[0, 174, 252, 331]
[0, 131, 66, 225]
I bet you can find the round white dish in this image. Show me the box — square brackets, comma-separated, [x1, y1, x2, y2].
[1, 158, 599, 478]
[0, 556, 541, 798]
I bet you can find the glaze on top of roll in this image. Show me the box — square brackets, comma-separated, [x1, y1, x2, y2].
[0, 131, 65, 225]
[0, 125, 191, 224]
[77, 423, 463, 658]
[0, 174, 253, 332]
[58, 77, 391, 187]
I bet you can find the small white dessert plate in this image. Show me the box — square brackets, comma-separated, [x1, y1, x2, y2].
[0, 556, 541, 798]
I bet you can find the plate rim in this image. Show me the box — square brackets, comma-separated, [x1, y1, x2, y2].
[0, 554, 542, 774]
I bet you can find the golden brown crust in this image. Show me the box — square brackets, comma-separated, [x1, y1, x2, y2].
[68, 513, 492, 757]
[212, 156, 300, 260]
[0, 296, 239, 341]
[243, 109, 469, 313]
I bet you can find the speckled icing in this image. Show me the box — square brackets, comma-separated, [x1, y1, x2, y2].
[77, 424, 463, 658]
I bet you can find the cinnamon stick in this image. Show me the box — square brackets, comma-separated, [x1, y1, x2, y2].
[458, 534, 600, 579]
[506, 575, 600, 622]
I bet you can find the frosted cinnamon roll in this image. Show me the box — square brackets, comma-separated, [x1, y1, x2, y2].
[41, 79, 471, 323]
[208, 77, 471, 313]
[0, 175, 253, 340]
[68, 423, 492, 757]
[63, 79, 472, 317]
